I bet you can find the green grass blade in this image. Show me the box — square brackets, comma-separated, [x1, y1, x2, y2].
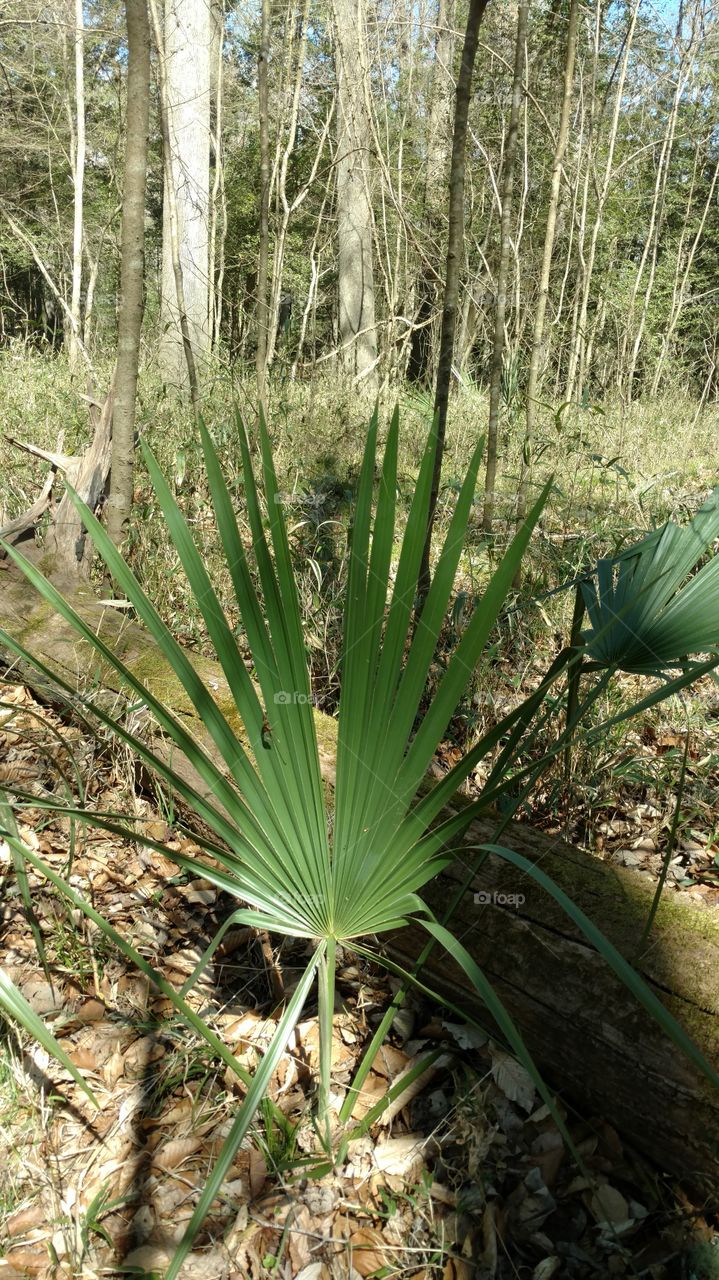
[164, 946, 323, 1280]
[234, 414, 331, 912]
[0, 544, 284, 861]
[0, 787, 50, 979]
[140, 439, 321, 895]
[0, 968, 97, 1105]
[6, 833, 256, 1087]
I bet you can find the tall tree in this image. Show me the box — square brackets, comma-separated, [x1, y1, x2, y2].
[255, 0, 271, 402]
[106, 0, 151, 546]
[332, 0, 378, 389]
[482, 0, 528, 531]
[516, 0, 579, 529]
[406, 0, 455, 386]
[158, 0, 211, 390]
[67, 0, 86, 368]
[418, 0, 492, 604]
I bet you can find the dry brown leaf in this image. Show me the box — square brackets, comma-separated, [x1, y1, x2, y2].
[152, 1135, 203, 1170]
[374, 1134, 426, 1178]
[589, 1183, 631, 1230]
[3, 1248, 48, 1277]
[102, 1043, 125, 1087]
[5, 1205, 46, 1237]
[348, 1227, 389, 1277]
[442, 1259, 474, 1280]
[123, 1034, 167, 1076]
[122, 1246, 229, 1279]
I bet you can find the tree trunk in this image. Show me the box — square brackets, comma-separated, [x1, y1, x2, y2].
[0, 577, 718, 1196]
[255, 0, 271, 404]
[482, 0, 527, 532]
[418, 0, 491, 605]
[332, 0, 378, 389]
[565, 0, 639, 404]
[149, 0, 201, 414]
[515, 0, 579, 532]
[67, 0, 85, 370]
[208, 0, 226, 352]
[406, 0, 455, 388]
[106, 0, 151, 548]
[158, 0, 211, 391]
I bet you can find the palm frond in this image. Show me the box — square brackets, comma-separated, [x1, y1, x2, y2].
[581, 488, 719, 672]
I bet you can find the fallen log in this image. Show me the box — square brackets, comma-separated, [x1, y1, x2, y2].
[1, 378, 113, 574]
[0, 572, 718, 1196]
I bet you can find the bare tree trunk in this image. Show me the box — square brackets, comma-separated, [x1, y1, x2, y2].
[618, 7, 698, 399]
[651, 153, 719, 396]
[515, 0, 579, 536]
[106, 0, 151, 547]
[149, 0, 200, 414]
[417, 0, 491, 606]
[406, 0, 455, 387]
[566, 0, 639, 403]
[255, 0, 271, 404]
[67, 0, 85, 369]
[332, 0, 378, 389]
[482, 0, 527, 532]
[158, 0, 211, 392]
[266, 0, 332, 373]
[208, 0, 225, 350]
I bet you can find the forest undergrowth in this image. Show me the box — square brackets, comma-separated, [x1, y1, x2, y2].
[1, 352, 719, 1279]
[2, 351, 718, 864]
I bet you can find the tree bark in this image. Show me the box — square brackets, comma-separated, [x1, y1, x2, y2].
[255, 0, 271, 404]
[418, 0, 491, 606]
[67, 0, 85, 370]
[0, 576, 718, 1196]
[332, 0, 378, 389]
[482, 0, 527, 532]
[389, 838, 719, 1200]
[515, 0, 579, 533]
[149, 0, 201, 414]
[158, 0, 211, 392]
[106, 0, 151, 548]
[406, 0, 455, 388]
[565, 0, 639, 404]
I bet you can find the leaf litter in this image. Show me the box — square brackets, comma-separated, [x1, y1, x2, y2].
[0, 680, 717, 1279]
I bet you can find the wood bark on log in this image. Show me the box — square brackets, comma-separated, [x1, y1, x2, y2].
[1, 381, 114, 576]
[0, 574, 717, 1195]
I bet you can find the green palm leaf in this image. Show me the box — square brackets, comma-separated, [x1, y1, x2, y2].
[581, 487, 719, 672]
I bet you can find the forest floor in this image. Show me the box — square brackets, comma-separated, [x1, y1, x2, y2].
[1, 678, 719, 1280]
[1, 355, 719, 1277]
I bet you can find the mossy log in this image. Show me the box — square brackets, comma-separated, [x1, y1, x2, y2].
[1, 572, 718, 1195]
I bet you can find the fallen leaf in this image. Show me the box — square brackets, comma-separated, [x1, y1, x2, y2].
[348, 1227, 389, 1277]
[5, 1205, 46, 1237]
[491, 1048, 535, 1112]
[152, 1135, 203, 1170]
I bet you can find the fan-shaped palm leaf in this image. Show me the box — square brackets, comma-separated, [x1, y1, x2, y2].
[581, 487, 719, 672]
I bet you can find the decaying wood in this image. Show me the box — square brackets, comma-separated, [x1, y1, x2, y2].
[0, 468, 57, 548]
[0, 573, 718, 1195]
[1, 380, 113, 575]
[391, 834, 719, 1198]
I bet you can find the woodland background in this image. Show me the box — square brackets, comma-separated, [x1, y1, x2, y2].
[1, 0, 717, 415]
